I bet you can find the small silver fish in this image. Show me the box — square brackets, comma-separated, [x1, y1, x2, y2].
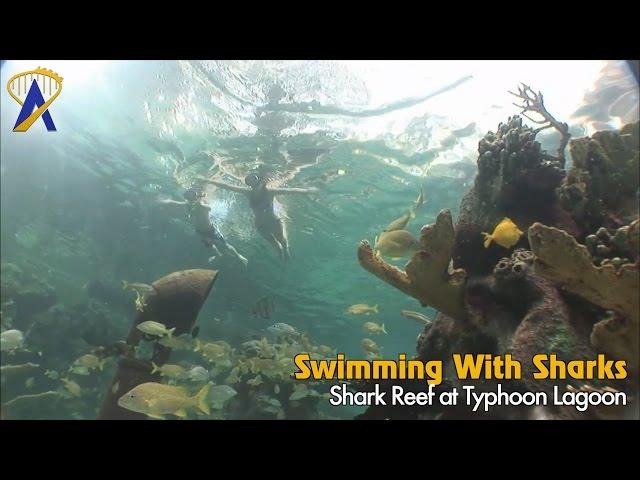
[400, 310, 433, 325]
[187, 366, 210, 383]
[267, 323, 299, 338]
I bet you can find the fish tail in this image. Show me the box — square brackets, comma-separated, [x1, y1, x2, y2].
[121, 280, 128, 290]
[373, 305, 379, 313]
[194, 340, 201, 352]
[99, 359, 105, 371]
[151, 362, 160, 374]
[167, 328, 175, 339]
[482, 233, 492, 248]
[195, 382, 211, 415]
[382, 323, 387, 335]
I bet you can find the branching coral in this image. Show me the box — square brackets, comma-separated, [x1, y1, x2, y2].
[358, 209, 467, 321]
[454, 111, 573, 275]
[509, 83, 571, 166]
[528, 222, 639, 376]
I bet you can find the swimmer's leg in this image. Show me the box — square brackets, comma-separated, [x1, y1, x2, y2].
[267, 234, 286, 260]
[202, 237, 222, 256]
[272, 218, 290, 261]
[222, 242, 249, 266]
[256, 222, 284, 259]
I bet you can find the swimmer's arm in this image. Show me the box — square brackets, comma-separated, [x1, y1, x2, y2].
[203, 179, 250, 193]
[158, 198, 187, 206]
[270, 187, 319, 195]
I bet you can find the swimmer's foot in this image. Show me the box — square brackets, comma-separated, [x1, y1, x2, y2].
[237, 254, 249, 267]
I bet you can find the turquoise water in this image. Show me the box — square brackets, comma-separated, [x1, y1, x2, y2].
[1, 60, 637, 419]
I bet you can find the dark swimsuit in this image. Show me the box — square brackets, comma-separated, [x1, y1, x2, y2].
[189, 205, 228, 248]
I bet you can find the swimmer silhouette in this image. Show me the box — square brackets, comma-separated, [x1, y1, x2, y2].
[204, 173, 318, 261]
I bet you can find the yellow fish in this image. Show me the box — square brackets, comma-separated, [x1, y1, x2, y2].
[195, 340, 232, 365]
[151, 362, 188, 380]
[374, 230, 421, 259]
[61, 378, 82, 397]
[362, 321, 387, 335]
[383, 188, 424, 232]
[137, 321, 175, 339]
[482, 217, 523, 249]
[158, 334, 193, 350]
[122, 281, 155, 313]
[346, 304, 379, 315]
[72, 354, 105, 372]
[361, 338, 380, 356]
[117, 382, 211, 419]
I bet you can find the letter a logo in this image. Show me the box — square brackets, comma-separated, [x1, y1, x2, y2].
[7, 67, 63, 132]
[14, 80, 57, 131]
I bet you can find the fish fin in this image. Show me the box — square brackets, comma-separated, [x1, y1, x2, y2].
[99, 359, 105, 371]
[121, 280, 128, 290]
[374, 235, 379, 247]
[151, 362, 160, 375]
[195, 383, 211, 416]
[146, 413, 165, 420]
[482, 233, 492, 248]
[194, 340, 201, 352]
[174, 408, 188, 419]
[414, 188, 425, 212]
[373, 305, 379, 313]
[167, 328, 175, 339]
[382, 323, 387, 335]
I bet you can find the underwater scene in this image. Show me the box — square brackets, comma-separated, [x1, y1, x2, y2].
[0, 60, 638, 420]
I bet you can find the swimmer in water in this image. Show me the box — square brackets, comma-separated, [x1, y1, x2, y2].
[159, 187, 248, 266]
[203, 173, 318, 260]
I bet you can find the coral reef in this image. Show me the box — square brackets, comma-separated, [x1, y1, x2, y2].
[489, 249, 593, 394]
[558, 121, 639, 234]
[584, 221, 639, 268]
[453, 114, 576, 276]
[358, 209, 467, 322]
[529, 223, 639, 377]
[0, 262, 57, 327]
[357, 88, 639, 419]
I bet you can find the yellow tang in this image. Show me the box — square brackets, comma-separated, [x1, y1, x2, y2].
[482, 217, 523, 249]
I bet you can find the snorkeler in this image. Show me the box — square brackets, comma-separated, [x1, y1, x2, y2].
[159, 187, 248, 266]
[203, 173, 318, 260]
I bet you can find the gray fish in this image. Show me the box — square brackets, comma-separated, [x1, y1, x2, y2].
[252, 297, 275, 319]
[267, 323, 299, 338]
[187, 366, 209, 383]
[400, 310, 433, 325]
